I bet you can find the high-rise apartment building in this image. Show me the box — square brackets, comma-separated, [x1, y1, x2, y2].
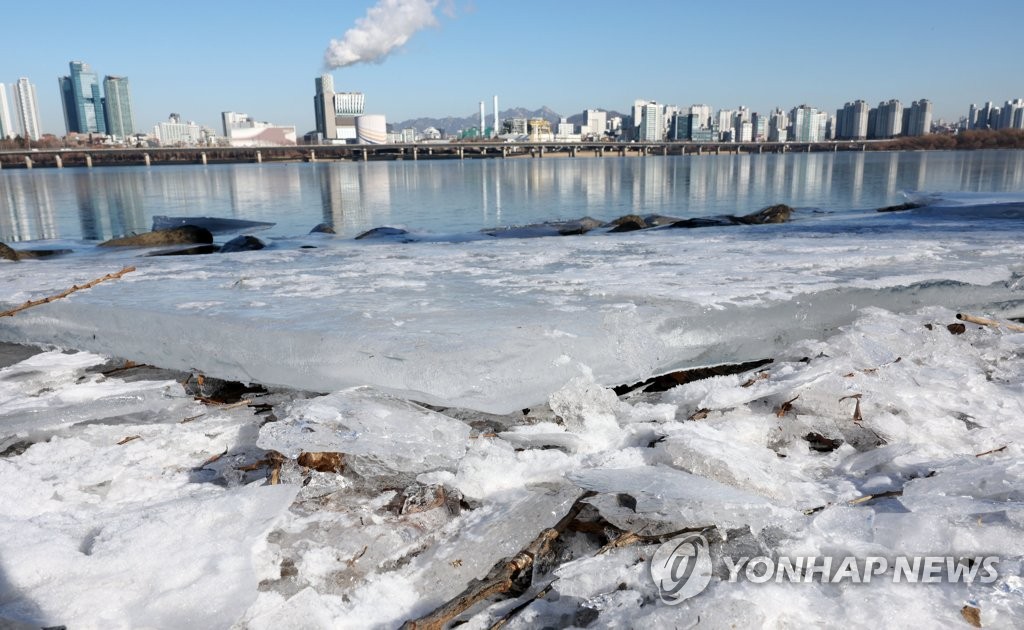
[103, 75, 135, 139]
[639, 101, 664, 141]
[0, 84, 13, 139]
[836, 100, 869, 140]
[905, 99, 933, 136]
[60, 61, 107, 134]
[789, 105, 827, 142]
[867, 100, 903, 139]
[12, 78, 42, 140]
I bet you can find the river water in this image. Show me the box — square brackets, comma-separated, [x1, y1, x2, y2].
[2, 149, 1023, 242]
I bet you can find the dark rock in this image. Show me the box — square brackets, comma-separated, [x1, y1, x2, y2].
[607, 215, 647, 233]
[669, 216, 736, 229]
[0, 243, 20, 261]
[734, 204, 794, 224]
[146, 244, 221, 256]
[805, 432, 842, 453]
[554, 217, 603, 236]
[100, 226, 214, 248]
[355, 226, 410, 240]
[300, 245, 318, 249]
[152, 215, 275, 233]
[876, 201, 924, 213]
[644, 214, 683, 227]
[947, 323, 967, 335]
[15, 248, 73, 259]
[309, 223, 336, 234]
[668, 204, 794, 229]
[220, 235, 266, 253]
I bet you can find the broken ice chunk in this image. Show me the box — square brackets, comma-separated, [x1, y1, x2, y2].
[257, 387, 471, 477]
[569, 465, 802, 534]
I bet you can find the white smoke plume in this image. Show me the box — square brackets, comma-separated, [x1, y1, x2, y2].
[324, 0, 440, 69]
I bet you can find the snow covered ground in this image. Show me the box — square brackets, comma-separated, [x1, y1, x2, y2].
[1, 203, 1023, 628]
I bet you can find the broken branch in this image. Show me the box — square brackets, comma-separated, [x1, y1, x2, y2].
[400, 492, 595, 630]
[956, 313, 1024, 333]
[0, 266, 136, 318]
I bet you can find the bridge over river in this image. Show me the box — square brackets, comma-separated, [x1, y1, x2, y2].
[0, 140, 876, 169]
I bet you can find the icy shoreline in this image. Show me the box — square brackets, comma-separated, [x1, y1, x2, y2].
[1, 305, 1023, 628]
[2, 207, 1024, 628]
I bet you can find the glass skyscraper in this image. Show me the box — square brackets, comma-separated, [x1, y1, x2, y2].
[59, 61, 107, 134]
[102, 75, 135, 139]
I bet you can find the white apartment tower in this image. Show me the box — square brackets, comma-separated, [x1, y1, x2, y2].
[12, 78, 42, 140]
[0, 84, 13, 139]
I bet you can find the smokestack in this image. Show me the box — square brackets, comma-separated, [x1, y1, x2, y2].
[493, 95, 499, 138]
[479, 101, 485, 138]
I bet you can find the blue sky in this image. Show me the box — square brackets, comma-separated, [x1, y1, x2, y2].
[3, 0, 1022, 136]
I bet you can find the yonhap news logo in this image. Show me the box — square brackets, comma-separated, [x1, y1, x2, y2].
[650, 533, 1000, 605]
[649, 534, 713, 605]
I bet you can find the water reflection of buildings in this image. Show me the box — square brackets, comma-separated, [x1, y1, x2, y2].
[317, 163, 391, 232]
[74, 171, 147, 240]
[1, 174, 58, 242]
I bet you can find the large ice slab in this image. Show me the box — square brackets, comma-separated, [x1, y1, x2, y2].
[1, 222, 1022, 413]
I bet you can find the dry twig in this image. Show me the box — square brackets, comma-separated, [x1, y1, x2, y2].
[957, 313, 1024, 333]
[0, 266, 136, 318]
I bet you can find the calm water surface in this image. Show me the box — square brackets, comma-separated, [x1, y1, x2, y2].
[2, 150, 1023, 242]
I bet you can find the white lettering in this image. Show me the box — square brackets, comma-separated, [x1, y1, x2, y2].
[804, 556, 832, 582]
[775, 556, 804, 582]
[745, 557, 775, 584]
[979, 557, 1000, 584]
[947, 558, 981, 583]
[893, 556, 920, 583]
[724, 556, 748, 583]
[921, 557, 944, 583]
[832, 556, 861, 583]
[863, 557, 888, 582]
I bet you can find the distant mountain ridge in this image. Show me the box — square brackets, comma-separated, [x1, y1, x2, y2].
[391, 106, 625, 134]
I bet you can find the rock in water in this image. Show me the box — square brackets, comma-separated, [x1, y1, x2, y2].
[152, 215, 275, 234]
[100, 226, 214, 247]
[0, 243, 19, 261]
[220, 235, 266, 253]
[876, 201, 924, 213]
[309, 223, 336, 234]
[355, 226, 410, 240]
[607, 215, 648, 233]
[735, 204, 794, 224]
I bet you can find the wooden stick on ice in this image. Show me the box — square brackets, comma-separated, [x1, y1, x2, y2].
[956, 313, 1024, 332]
[0, 266, 136, 318]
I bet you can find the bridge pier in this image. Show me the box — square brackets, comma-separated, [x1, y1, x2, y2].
[459, 147, 464, 160]
[412, 147, 418, 161]
[833, 144, 837, 152]
[85, 154, 93, 168]
[55, 155, 63, 168]
[538, 145, 544, 158]
[570, 147, 576, 157]
[782, 144, 788, 154]
[256, 151, 262, 164]
[363, 148, 369, 161]
[758, 145, 763, 154]
[200, 152, 207, 165]
[716, 146, 721, 155]
[309, 150, 317, 162]
[502, 146, 508, 158]
[662, 146, 668, 156]
[144, 153, 151, 166]
[598, 147, 604, 157]
[24, 156, 33, 169]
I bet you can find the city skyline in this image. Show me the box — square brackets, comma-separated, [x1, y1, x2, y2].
[2, 0, 1024, 136]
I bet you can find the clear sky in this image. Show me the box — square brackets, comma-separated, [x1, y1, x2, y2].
[3, 0, 1022, 136]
